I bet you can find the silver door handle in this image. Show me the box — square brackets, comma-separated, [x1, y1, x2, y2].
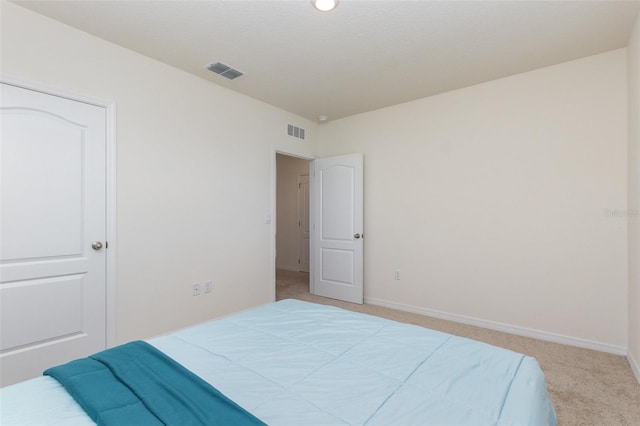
[91, 241, 103, 250]
[354, 234, 361, 239]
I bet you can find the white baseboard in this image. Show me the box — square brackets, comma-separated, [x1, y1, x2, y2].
[364, 297, 627, 356]
[628, 350, 640, 384]
[276, 265, 300, 272]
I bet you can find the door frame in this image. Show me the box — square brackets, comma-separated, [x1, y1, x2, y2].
[2, 74, 118, 348]
[270, 147, 314, 302]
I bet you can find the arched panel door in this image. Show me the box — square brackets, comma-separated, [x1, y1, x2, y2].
[0, 83, 107, 385]
[310, 154, 363, 304]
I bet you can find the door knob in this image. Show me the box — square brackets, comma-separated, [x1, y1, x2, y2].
[354, 234, 361, 239]
[91, 241, 103, 250]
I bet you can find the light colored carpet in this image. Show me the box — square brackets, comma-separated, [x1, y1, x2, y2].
[276, 269, 640, 425]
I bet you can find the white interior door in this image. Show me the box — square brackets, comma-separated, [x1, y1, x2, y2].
[298, 174, 310, 273]
[310, 153, 363, 304]
[0, 83, 107, 386]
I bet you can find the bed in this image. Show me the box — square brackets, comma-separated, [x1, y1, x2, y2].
[0, 299, 557, 425]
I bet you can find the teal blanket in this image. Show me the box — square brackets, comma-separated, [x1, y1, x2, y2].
[44, 341, 266, 426]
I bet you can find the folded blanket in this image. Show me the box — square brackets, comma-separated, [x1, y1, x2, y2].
[44, 341, 266, 426]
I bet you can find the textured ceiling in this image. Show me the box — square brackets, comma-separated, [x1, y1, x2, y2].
[12, 0, 640, 122]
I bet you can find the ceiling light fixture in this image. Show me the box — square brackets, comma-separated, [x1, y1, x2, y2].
[312, 0, 338, 12]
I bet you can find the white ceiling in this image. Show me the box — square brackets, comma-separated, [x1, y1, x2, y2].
[13, 0, 640, 122]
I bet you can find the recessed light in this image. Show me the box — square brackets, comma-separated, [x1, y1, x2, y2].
[318, 115, 329, 122]
[312, 0, 339, 12]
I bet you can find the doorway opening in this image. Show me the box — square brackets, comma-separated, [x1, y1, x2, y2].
[275, 153, 312, 301]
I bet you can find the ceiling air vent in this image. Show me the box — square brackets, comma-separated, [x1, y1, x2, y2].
[206, 61, 244, 80]
[287, 124, 306, 140]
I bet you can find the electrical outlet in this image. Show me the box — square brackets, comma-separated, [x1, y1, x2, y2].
[394, 269, 400, 280]
[192, 282, 201, 296]
[203, 280, 212, 294]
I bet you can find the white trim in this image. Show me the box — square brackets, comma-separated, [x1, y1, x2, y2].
[365, 297, 628, 356]
[1, 74, 118, 348]
[628, 350, 640, 384]
[277, 265, 302, 272]
[271, 147, 315, 302]
[2, 74, 113, 110]
[105, 102, 117, 348]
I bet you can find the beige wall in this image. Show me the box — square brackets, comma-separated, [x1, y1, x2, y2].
[628, 12, 640, 380]
[276, 154, 310, 271]
[1, 3, 317, 343]
[317, 50, 629, 350]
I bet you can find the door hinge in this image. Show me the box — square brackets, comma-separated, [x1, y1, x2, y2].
[299, 182, 301, 188]
[298, 258, 300, 264]
[298, 221, 301, 227]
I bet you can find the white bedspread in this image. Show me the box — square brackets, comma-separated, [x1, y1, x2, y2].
[0, 299, 556, 425]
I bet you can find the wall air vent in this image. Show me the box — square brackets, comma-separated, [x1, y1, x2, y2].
[287, 124, 306, 140]
[206, 61, 244, 80]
